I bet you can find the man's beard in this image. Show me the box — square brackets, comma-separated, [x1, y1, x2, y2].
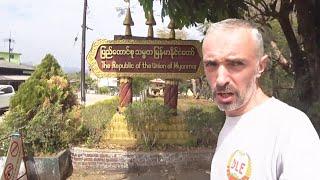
[213, 78, 256, 112]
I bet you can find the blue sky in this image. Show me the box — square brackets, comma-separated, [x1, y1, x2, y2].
[0, 0, 202, 71]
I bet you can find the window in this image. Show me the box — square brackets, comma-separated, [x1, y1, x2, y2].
[0, 87, 13, 94]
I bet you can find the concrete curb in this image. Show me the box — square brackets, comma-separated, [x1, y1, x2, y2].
[0, 149, 73, 180]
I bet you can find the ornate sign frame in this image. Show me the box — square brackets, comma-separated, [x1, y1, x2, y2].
[87, 39, 203, 80]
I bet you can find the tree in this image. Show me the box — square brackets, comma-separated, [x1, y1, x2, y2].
[138, 0, 320, 110]
[132, 77, 150, 97]
[244, 0, 320, 110]
[10, 54, 66, 117]
[4, 54, 80, 153]
[156, 27, 188, 39]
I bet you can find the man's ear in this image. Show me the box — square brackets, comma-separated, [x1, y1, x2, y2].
[256, 55, 269, 78]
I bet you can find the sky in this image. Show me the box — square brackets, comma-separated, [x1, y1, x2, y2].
[0, 0, 203, 71]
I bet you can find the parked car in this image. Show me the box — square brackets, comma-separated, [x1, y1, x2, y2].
[0, 85, 15, 110]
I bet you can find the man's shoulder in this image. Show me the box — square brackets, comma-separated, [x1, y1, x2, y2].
[268, 98, 307, 117]
[265, 97, 310, 126]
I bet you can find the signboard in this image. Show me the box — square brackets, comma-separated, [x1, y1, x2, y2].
[1, 133, 23, 180]
[87, 39, 203, 80]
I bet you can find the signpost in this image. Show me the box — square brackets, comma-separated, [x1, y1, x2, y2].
[1, 133, 24, 180]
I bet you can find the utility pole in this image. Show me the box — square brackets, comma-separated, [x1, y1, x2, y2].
[4, 32, 15, 63]
[81, 0, 87, 104]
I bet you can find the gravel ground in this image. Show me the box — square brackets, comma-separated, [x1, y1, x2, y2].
[68, 167, 210, 180]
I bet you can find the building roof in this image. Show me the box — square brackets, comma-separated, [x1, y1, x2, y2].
[0, 51, 22, 55]
[0, 75, 31, 81]
[0, 60, 34, 71]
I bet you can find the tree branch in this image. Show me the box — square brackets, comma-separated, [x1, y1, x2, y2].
[244, 0, 279, 18]
[270, 40, 292, 73]
[244, 1, 265, 16]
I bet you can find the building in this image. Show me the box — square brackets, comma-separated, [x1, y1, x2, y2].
[0, 51, 35, 90]
[89, 69, 118, 88]
[0, 51, 21, 65]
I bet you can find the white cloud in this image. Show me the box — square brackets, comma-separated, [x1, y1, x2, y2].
[0, 0, 202, 70]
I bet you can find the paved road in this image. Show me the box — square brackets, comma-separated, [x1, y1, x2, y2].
[77, 93, 115, 106]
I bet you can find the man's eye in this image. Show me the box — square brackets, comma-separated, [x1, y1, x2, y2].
[204, 61, 217, 68]
[230, 61, 244, 66]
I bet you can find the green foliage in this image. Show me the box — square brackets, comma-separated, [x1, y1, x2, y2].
[85, 76, 97, 90]
[178, 81, 190, 96]
[184, 106, 224, 146]
[132, 77, 149, 96]
[125, 100, 173, 149]
[139, 0, 247, 28]
[156, 27, 188, 39]
[98, 86, 110, 94]
[10, 54, 75, 117]
[10, 79, 46, 117]
[23, 104, 81, 154]
[30, 54, 64, 80]
[98, 86, 118, 95]
[80, 97, 118, 147]
[260, 64, 294, 100]
[66, 72, 97, 92]
[1, 54, 80, 154]
[266, 20, 293, 59]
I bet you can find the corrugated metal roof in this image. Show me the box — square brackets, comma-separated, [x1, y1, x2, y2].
[0, 60, 35, 70]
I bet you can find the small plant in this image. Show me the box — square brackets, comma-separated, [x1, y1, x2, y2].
[125, 100, 172, 150]
[80, 97, 118, 147]
[184, 106, 224, 146]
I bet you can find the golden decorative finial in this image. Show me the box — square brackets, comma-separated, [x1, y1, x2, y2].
[167, 18, 176, 39]
[145, 10, 156, 38]
[123, 0, 134, 36]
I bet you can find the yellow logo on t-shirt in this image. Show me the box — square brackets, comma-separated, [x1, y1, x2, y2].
[227, 150, 251, 180]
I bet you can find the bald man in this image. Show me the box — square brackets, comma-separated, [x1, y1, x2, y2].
[202, 19, 320, 180]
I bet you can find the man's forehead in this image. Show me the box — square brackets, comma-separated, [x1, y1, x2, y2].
[203, 29, 258, 62]
[204, 28, 253, 42]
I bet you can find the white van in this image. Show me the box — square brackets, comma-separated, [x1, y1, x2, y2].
[0, 85, 15, 110]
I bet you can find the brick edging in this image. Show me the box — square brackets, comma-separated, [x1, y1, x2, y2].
[71, 147, 214, 172]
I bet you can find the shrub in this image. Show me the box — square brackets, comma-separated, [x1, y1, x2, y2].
[125, 100, 172, 149]
[132, 77, 149, 96]
[80, 97, 118, 147]
[184, 106, 224, 146]
[1, 54, 80, 154]
[98, 87, 110, 94]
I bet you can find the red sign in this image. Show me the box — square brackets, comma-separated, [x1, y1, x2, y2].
[10, 141, 19, 157]
[1, 134, 23, 180]
[87, 39, 203, 80]
[4, 163, 14, 180]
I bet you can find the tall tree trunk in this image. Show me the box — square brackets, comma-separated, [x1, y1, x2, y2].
[277, 6, 312, 109]
[295, 0, 320, 105]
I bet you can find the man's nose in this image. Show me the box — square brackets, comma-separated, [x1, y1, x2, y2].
[216, 66, 230, 87]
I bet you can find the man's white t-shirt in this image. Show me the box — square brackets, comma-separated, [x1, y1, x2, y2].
[211, 97, 320, 180]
